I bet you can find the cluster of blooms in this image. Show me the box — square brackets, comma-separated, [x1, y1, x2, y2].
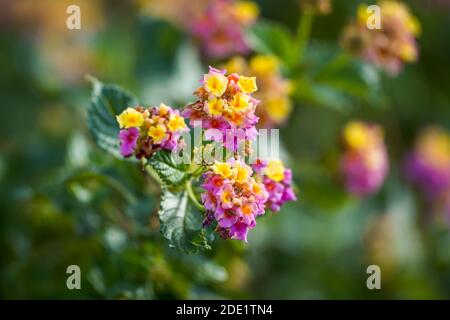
[116, 104, 188, 158]
[340, 121, 389, 197]
[189, 0, 259, 58]
[299, 0, 332, 15]
[252, 159, 297, 212]
[405, 126, 450, 223]
[340, 1, 420, 75]
[182, 66, 260, 151]
[140, 0, 258, 58]
[201, 158, 268, 241]
[224, 55, 293, 128]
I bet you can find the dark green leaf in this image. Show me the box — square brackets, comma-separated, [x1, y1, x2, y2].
[158, 189, 210, 253]
[295, 43, 387, 111]
[246, 21, 295, 67]
[147, 150, 190, 187]
[87, 77, 138, 158]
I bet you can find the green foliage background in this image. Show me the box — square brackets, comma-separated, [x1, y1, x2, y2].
[1, 0, 450, 299]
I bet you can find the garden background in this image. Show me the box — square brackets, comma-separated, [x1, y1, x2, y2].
[1, 0, 450, 299]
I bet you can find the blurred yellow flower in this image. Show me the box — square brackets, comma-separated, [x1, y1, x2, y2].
[238, 76, 258, 94]
[265, 160, 286, 182]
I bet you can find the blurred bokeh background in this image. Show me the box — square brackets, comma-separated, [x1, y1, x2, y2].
[1, 0, 450, 299]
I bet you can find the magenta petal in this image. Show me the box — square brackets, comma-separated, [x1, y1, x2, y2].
[119, 127, 139, 157]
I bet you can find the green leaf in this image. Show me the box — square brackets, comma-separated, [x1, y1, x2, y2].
[158, 189, 210, 253]
[246, 21, 295, 67]
[147, 150, 190, 187]
[294, 43, 387, 111]
[295, 78, 354, 112]
[87, 77, 138, 158]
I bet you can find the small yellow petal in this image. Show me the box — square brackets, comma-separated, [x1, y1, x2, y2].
[235, 165, 250, 183]
[343, 121, 369, 150]
[238, 76, 257, 94]
[264, 159, 285, 182]
[212, 162, 233, 179]
[205, 97, 225, 116]
[229, 93, 251, 112]
[148, 124, 167, 143]
[204, 73, 228, 97]
[116, 107, 144, 129]
[168, 114, 186, 132]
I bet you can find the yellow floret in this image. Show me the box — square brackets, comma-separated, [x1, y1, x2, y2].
[234, 1, 259, 24]
[238, 76, 258, 94]
[206, 97, 225, 116]
[230, 93, 251, 112]
[148, 124, 167, 143]
[167, 114, 186, 132]
[265, 159, 285, 182]
[204, 73, 229, 97]
[265, 97, 292, 123]
[399, 42, 417, 62]
[357, 4, 370, 25]
[220, 189, 233, 205]
[116, 107, 144, 129]
[418, 127, 450, 169]
[158, 103, 170, 116]
[235, 165, 250, 183]
[224, 56, 246, 74]
[250, 55, 279, 75]
[212, 162, 233, 179]
[343, 121, 370, 150]
[241, 203, 253, 216]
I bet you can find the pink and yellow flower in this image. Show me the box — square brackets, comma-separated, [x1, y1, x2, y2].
[183, 66, 260, 151]
[405, 126, 450, 197]
[340, 121, 389, 197]
[190, 0, 259, 58]
[340, 1, 420, 75]
[405, 126, 450, 226]
[115, 104, 188, 158]
[201, 158, 268, 241]
[252, 159, 297, 212]
[141, 0, 258, 59]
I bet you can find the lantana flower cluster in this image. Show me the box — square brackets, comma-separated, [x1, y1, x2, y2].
[190, 0, 259, 58]
[116, 104, 188, 158]
[405, 126, 450, 223]
[252, 159, 297, 212]
[340, 1, 420, 75]
[140, 0, 258, 59]
[224, 55, 293, 128]
[202, 159, 268, 241]
[114, 66, 297, 242]
[183, 66, 260, 151]
[340, 121, 389, 197]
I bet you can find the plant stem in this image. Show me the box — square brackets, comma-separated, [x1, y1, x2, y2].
[296, 8, 315, 66]
[186, 179, 205, 212]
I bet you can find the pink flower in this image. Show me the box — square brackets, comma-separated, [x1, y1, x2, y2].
[340, 121, 389, 197]
[115, 104, 189, 159]
[252, 159, 297, 212]
[200, 158, 268, 242]
[119, 127, 140, 157]
[189, 0, 259, 58]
